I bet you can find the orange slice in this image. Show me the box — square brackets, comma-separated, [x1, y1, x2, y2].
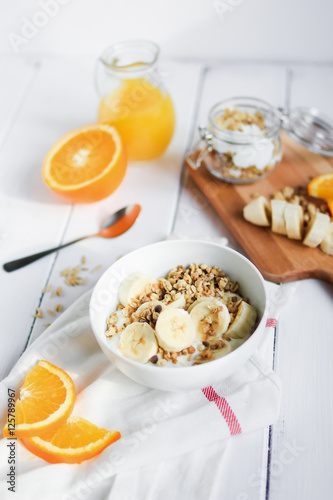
[21, 416, 121, 464]
[308, 173, 333, 200]
[327, 199, 333, 217]
[42, 123, 128, 203]
[3, 360, 75, 438]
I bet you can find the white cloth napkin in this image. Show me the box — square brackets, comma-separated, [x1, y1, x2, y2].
[0, 272, 295, 500]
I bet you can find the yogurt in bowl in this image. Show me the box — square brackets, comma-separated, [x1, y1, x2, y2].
[89, 240, 268, 391]
[104, 263, 258, 369]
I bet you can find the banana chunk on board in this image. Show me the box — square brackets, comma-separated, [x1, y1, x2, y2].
[243, 196, 271, 227]
[284, 202, 304, 240]
[303, 212, 330, 248]
[271, 199, 287, 235]
[320, 222, 333, 255]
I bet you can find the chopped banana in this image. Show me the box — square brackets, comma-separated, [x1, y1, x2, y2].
[320, 222, 333, 255]
[284, 202, 304, 240]
[303, 212, 330, 248]
[271, 199, 287, 235]
[243, 196, 271, 227]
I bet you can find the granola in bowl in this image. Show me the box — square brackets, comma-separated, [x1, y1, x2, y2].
[105, 263, 258, 367]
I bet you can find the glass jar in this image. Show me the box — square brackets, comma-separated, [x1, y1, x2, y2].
[95, 40, 176, 162]
[186, 97, 283, 184]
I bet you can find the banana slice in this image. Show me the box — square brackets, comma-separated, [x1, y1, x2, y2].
[222, 291, 242, 309]
[243, 196, 271, 226]
[211, 341, 232, 360]
[229, 338, 246, 352]
[187, 297, 210, 313]
[303, 212, 330, 248]
[155, 309, 195, 352]
[223, 292, 242, 301]
[284, 202, 304, 240]
[194, 341, 231, 364]
[113, 310, 128, 329]
[118, 272, 158, 306]
[320, 222, 333, 255]
[271, 199, 287, 235]
[134, 300, 166, 319]
[118, 322, 158, 363]
[190, 297, 230, 341]
[167, 294, 186, 309]
[224, 301, 257, 341]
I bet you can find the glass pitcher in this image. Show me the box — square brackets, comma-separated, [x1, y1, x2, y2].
[95, 40, 176, 162]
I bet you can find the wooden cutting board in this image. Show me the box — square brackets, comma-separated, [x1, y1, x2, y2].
[186, 133, 333, 284]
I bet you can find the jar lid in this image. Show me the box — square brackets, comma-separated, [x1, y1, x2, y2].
[281, 107, 333, 156]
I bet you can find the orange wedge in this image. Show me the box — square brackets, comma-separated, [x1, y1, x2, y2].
[42, 123, 128, 203]
[308, 173, 333, 200]
[3, 360, 75, 438]
[327, 199, 333, 217]
[21, 416, 121, 464]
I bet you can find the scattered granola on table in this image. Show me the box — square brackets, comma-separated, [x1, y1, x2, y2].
[34, 256, 102, 323]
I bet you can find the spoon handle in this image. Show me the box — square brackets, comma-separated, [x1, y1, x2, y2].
[3, 236, 92, 272]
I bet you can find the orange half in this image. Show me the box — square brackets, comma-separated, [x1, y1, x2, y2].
[42, 123, 128, 203]
[3, 360, 75, 438]
[21, 416, 121, 464]
[308, 173, 333, 200]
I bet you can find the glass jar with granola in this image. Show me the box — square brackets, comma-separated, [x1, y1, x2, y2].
[187, 97, 283, 184]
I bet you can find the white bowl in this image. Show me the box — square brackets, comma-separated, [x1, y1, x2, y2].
[89, 240, 267, 391]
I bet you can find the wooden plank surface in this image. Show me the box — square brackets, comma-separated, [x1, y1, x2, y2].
[0, 56, 97, 379]
[1, 59, 333, 500]
[186, 133, 333, 284]
[269, 65, 333, 500]
[24, 60, 205, 345]
[173, 63, 287, 500]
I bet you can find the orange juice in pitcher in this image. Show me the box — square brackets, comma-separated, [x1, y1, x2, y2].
[96, 41, 175, 162]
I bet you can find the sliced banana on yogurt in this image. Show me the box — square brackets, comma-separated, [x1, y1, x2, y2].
[134, 300, 165, 318]
[189, 297, 230, 341]
[155, 309, 195, 352]
[118, 322, 158, 363]
[118, 272, 158, 306]
[187, 297, 210, 313]
[224, 301, 257, 341]
[167, 294, 186, 309]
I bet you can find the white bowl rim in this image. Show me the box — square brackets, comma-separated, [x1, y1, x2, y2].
[89, 239, 268, 372]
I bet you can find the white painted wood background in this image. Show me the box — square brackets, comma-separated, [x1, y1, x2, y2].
[0, 56, 333, 499]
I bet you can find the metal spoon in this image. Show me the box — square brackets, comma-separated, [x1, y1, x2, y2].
[3, 204, 141, 272]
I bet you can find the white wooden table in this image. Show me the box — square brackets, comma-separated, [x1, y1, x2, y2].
[1, 56, 332, 500]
